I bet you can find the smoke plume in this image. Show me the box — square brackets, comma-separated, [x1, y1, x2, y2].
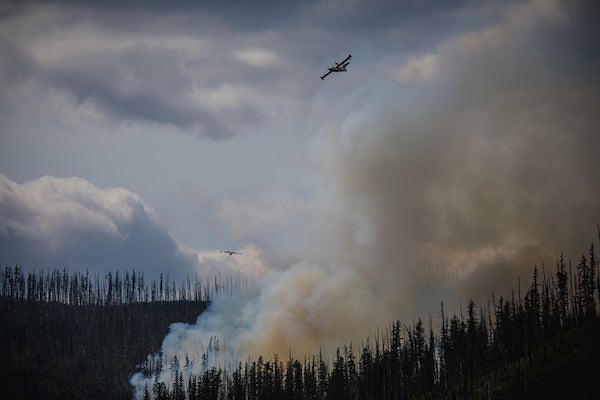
[132, 1, 600, 395]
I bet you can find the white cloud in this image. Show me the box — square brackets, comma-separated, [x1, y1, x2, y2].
[233, 48, 281, 68]
[191, 83, 254, 111]
[0, 174, 193, 276]
[0, 174, 143, 243]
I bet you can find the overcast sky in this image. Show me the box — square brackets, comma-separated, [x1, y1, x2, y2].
[1, 0, 599, 301]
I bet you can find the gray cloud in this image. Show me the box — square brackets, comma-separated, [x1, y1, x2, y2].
[0, 4, 294, 139]
[0, 0, 517, 140]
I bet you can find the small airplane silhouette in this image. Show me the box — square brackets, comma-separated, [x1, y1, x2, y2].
[220, 250, 242, 256]
[321, 54, 351, 80]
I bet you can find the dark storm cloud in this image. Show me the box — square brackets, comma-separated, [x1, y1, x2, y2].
[0, 1, 301, 139]
[0, 0, 517, 139]
[0, 174, 196, 276]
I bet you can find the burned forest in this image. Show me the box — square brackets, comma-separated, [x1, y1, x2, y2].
[2, 239, 600, 399]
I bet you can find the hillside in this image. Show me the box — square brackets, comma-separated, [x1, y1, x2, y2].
[0, 298, 208, 400]
[2, 242, 600, 399]
[3, 297, 599, 400]
[472, 316, 600, 399]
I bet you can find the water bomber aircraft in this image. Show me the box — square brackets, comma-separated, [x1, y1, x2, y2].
[220, 250, 242, 256]
[320, 54, 351, 80]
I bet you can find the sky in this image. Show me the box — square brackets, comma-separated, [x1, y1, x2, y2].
[2, 0, 600, 378]
[0, 0, 506, 277]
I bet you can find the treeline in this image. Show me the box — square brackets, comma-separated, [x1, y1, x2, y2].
[145, 242, 600, 400]
[0, 266, 257, 305]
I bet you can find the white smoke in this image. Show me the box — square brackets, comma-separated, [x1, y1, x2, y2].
[130, 260, 390, 396]
[130, 293, 255, 395]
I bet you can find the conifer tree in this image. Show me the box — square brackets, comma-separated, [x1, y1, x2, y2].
[556, 251, 569, 325]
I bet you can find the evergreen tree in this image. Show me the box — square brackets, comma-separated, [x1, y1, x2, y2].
[556, 251, 570, 326]
[588, 244, 597, 317]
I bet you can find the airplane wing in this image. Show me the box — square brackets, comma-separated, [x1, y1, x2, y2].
[334, 54, 352, 68]
[320, 70, 334, 80]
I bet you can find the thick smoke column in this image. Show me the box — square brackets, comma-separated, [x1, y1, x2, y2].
[132, 1, 600, 396]
[315, 0, 600, 301]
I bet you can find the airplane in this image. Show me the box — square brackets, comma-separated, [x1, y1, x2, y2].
[320, 54, 352, 80]
[220, 250, 242, 256]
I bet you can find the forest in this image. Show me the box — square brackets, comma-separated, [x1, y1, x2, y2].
[139, 244, 600, 400]
[0, 267, 250, 399]
[1, 240, 600, 399]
